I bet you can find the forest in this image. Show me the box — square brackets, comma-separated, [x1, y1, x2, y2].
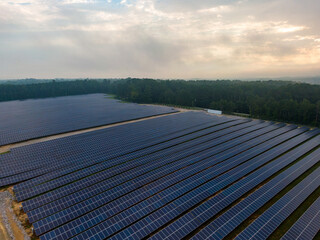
[0, 79, 320, 127]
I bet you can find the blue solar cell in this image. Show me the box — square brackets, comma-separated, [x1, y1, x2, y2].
[15, 118, 248, 200]
[1, 111, 231, 186]
[26, 120, 265, 220]
[1, 111, 217, 175]
[281, 196, 320, 240]
[192, 147, 320, 240]
[0, 94, 178, 146]
[40, 127, 305, 239]
[149, 135, 320, 240]
[235, 167, 320, 240]
[108, 129, 318, 240]
[1, 104, 319, 240]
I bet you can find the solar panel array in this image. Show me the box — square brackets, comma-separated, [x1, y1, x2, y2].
[282, 197, 320, 240]
[235, 167, 320, 240]
[1, 109, 319, 240]
[0, 94, 177, 146]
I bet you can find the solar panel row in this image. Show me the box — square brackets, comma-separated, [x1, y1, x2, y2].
[26, 120, 270, 221]
[20, 118, 253, 192]
[3, 111, 220, 165]
[1, 108, 319, 240]
[1, 111, 218, 175]
[235, 166, 320, 240]
[39, 127, 309, 239]
[1, 112, 229, 187]
[281, 196, 320, 240]
[106, 130, 319, 240]
[149, 135, 320, 240]
[0, 94, 178, 146]
[16, 119, 248, 203]
[14, 117, 246, 201]
[33, 121, 282, 236]
[192, 147, 320, 240]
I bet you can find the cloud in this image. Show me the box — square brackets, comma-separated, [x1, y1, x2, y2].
[0, 0, 319, 79]
[154, 0, 238, 12]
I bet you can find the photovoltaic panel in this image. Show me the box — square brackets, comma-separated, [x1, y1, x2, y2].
[0, 104, 319, 240]
[1, 111, 232, 187]
[0, 94, 178, 146]
[149, 135, 320, 240]
[2, 110, 215, 173]
[13, 117, 247, 200]
[106, 129, 318, 240]
[41, 127, 307, 239]
[192, 147, 320, 240]
[35, 122, 288, 237]
[281, 196, 320, 240]
[26, 120, 271, 220]
[235, 166, 320, 240]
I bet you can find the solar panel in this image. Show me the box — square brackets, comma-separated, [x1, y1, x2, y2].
[281, 196, 320, 240]
[0, 94, 178, 146]
[1, 105, 319, 240]
[108, 130, 319, 240]
[13, 118, 249, 200]
[35, 122, 284, 236]
[1, 111, 218, 174]
[192, 147, 320, 240]
[150, 135, 320, 240]
[235, 166, 320, 240]
[1, 111, 233, 186]
[26, 120, 268, 219]
[19, 118, 254, 193]
[40, 127, 307, 239]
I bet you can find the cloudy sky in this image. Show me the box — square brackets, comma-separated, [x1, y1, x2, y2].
[1, 0, 319, 79]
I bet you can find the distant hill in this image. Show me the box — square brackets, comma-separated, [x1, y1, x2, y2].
[279, 77, 320, 85]
[1, 77, 320, 85]
[0, 78, 71, 85]
[242, 77, 320, 85]
[0, 78, 120, 85]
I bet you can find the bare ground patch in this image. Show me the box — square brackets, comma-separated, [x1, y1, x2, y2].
[0, 189, 33, 240]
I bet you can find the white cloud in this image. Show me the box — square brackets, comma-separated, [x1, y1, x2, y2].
[0, 0, 319, 79]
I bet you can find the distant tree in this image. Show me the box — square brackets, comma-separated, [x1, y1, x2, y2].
[1, 79, 320, 126]
[316, 100, 320, 126]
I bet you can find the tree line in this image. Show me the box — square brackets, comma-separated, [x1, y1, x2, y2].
[0, 78, 319, 127]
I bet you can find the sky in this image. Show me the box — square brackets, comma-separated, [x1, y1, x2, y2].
[0, 0, 320, 79]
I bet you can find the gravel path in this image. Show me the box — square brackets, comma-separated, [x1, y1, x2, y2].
[0, 191, 30, 240]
